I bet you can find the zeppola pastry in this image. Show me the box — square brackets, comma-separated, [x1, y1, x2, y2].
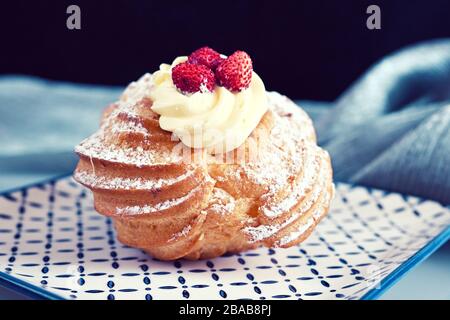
[74, 47, 334, 260]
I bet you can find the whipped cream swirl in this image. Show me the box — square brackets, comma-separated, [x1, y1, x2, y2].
[150, 56, 268, 153]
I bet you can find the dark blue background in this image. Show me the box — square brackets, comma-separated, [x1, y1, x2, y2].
[1, 0, 450, 100]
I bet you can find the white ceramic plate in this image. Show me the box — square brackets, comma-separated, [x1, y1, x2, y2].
[0, 175, 449, 300]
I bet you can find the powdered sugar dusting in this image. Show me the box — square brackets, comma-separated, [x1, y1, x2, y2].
[118, 73, 153, 111]
[74, 73, 167, 167]
[110, 119, 149, 137]
[235, 92, 318, 212]
[261, 147, 321, 218]
[276, 217, 315, 247]
[73, 169, 196, 191]
[208, 188, 236, 215]
[274, 187, 331, 247]
[168, 224, 192, 242]
[75, 133, 167, 167]
[243, 152, 330, 243]
[268, 91, 315, 141]
[115, 181, 206, 215]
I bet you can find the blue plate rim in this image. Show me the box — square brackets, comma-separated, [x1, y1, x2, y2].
[0, 270, 65, 300]
[0, 173, 449, 300]
[360, 224, 450, 300]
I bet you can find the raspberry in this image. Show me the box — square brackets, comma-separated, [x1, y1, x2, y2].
[188, 46, 224, 70]
[215, 50, 253, 92]
[171, 62, 215, 94]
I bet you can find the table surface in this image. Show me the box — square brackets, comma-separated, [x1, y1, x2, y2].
[0, 174, 449, 300]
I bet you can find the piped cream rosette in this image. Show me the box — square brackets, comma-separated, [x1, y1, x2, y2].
[150, 57, 268, 154]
